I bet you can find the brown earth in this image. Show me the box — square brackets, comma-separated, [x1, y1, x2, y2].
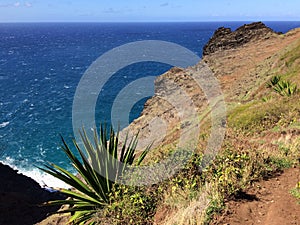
[212, 167, 300, 225]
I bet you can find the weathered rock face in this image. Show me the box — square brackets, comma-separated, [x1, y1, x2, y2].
[120, 66, 208, 152]
[203, 22, 280, 56]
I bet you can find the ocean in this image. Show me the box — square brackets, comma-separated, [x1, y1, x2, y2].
[1, 21, 300, 187]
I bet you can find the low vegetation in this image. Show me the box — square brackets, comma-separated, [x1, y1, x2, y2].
[290, 181, 300, 204]
[267, 75, 298, 97]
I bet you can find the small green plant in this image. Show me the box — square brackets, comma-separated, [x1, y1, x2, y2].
[273, 80, 298, 96]
[203, 148, 251, 197]
[290, 181, 300, 204]
[261, 96, 272, 102]
[105, 185, 159, 224]
[267, 76, 298, 97]
[39, 125, 150, 225]
[264, 156, 292, 171]
[204, 197, 224, 225]
[267, 75, 281, 88]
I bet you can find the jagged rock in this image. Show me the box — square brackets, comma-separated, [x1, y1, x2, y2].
[203, 22, 281, 56]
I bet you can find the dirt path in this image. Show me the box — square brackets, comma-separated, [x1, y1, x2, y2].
[213, 167, 300, 225]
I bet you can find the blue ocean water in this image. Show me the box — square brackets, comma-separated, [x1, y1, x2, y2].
[1, 21, 300, 187]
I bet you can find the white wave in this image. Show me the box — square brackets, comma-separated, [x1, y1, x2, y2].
[20, 168, 71, 189]
[0, 121, 9, 128]
[0, 157, 70, 189]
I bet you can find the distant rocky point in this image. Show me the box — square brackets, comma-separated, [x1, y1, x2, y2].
[203, 22, 282, 56]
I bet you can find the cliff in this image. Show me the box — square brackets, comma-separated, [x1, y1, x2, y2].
[1, 22, 300, 225]
[121, 22, 300, 224]
[0, 163, 65, 225]
[122, 22, 300, 154]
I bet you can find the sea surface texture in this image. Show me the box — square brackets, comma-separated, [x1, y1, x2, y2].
[1, 22, 299, 187]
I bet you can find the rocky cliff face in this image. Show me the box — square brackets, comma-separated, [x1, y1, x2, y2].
[203, 22, 280, 56]
[122, 22, 300, 159]
[120, 66, 209, 152]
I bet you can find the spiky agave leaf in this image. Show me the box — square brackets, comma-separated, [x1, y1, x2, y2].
[273, 80, 298, 97]
[267, 75, 281, 88]
[39, 125, 150, 225]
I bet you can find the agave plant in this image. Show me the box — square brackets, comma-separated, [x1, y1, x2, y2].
[39, 125, 149, 224]
[273, 80, 298, 97]
[267, 75, 281, 88]
[267, 75, 298, 97]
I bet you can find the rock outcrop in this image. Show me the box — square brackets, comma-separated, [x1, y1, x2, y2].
[0, 163, 64, 225]
[203, 22, 281, 56]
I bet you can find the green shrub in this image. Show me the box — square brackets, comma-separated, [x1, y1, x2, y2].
[267, 75, 298, 97]
[290, 181, 300, 204]
[273, 80, 298, 96]
[103, 185, 159, 225]
[204, 148, 251, 197]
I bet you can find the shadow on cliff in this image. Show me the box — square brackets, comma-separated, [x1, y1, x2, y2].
[0, 163, 64, 225]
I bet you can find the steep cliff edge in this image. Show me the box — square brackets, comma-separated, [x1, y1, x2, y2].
[123, 22, 300, 155]
[203, 23, 300, 102]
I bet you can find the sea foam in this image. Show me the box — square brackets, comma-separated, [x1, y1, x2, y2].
[0, 157, 70, 189]
[0, 121, 9, 128]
